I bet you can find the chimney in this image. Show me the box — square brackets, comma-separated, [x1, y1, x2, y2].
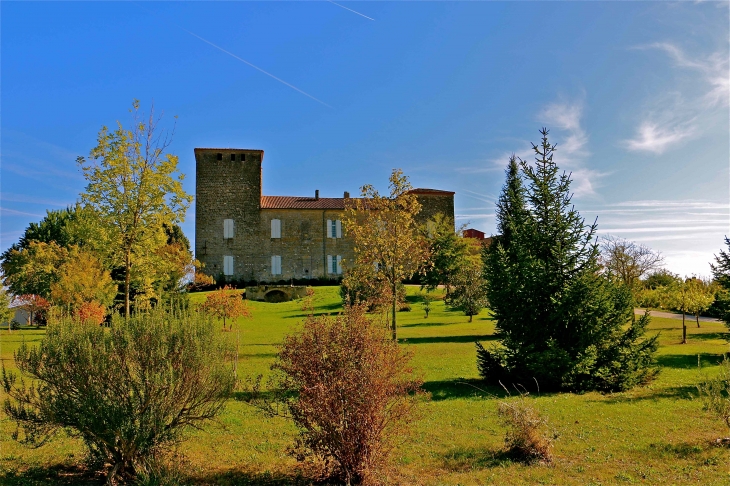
[344, 191, 350, 198]
[315, 189, 320, 200]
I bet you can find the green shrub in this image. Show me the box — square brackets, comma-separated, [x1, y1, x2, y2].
[2, 310, 235, 483]
[698, 357, 730, 439]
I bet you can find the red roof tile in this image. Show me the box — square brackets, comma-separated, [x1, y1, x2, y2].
[261, 196, 352, 210]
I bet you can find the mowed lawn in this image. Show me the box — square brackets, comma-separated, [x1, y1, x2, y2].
[2, 286, 730, 485]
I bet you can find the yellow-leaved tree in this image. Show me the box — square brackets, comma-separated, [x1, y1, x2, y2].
[344, 169, 429, 341]
[77, 100, 193, 316]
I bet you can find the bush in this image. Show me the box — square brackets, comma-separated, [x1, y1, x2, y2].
[497, 394, 555, 464]
[269, 304, 423, 485]
[2, 310, 235, 483]
[698, 357, 730, 440]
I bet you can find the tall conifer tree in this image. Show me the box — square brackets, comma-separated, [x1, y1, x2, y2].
[479, 129, 658, 392]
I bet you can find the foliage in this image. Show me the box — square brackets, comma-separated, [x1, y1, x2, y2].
[198, 286, 251, 330]
[266, 304, 423, 485]
[16, 294, 50, 326]
[77, 100, 193, 316]
[497, 393, 556, 464]
[665, 280, 692, 344]
[480, 129, 658, 392]
[698, 357, 730, 437]
[74, 301, 107, 326]
[445, 259, 487, 322]
[419, 291, 433, 318]
[601, 236, 664, 289]
[49, 246, 116, 313]
[712, 237, 730, 327]
[420, 214, 470, 293]
[685, 278, 717, 328]
[643, 269, 681, 290]
[0, 208, 78, 268]
[344, 169, 429, 340]
[2, 310, 234, 482]
[2, 241, 68, 298]
[0, 285, 14, 331]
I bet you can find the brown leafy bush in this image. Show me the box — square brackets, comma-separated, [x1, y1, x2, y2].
[497, 394, 555, 464]
[269, 304, 424, 485]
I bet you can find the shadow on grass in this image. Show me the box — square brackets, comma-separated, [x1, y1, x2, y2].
[688, 332, 729, 342]
[656, 353, 725, 369]
[399, 334, 497, 345]
[0, 464, 103, 485]
[190, 469, 313, 485]
[647, 441, 707, 458]
[401, 320, 454, 328]
[422, 379, 506, 401]
[601, 385, 699, 404]
[441, 447, 516, 471]
[284, 302, 343, 319]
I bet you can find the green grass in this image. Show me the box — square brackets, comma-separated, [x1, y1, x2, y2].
[2, 286, 730, 485]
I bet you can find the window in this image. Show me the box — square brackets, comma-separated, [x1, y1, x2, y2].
[327, 255, 342, 275]
[271, 255, 282, 275]
[230, 153, 236, 161]
[223, 219, 234, 239]
[271, 219, 281, 238]
[216, 153, 222, 161]
[241, 153, 246, 161]
[326, 219, 342, 238]
[426, 221, 436, 238]
[223, 256, 234, 276]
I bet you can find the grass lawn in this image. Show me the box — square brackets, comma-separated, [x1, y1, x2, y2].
[2, 286, 730, 485]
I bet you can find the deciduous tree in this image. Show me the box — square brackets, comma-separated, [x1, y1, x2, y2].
[686, 278, 716, 328]
[344, 169, 429, 340]
[198, 286, 251, 331]
[77, 100, 193, 316]
[445, 259, 487, 322]
[50, 246, 116, 314]
[420, 213, 470, 294]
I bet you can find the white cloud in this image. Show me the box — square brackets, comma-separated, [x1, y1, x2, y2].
[535, 99, 607, 197]
[624, 42, 729, 154]
[624, 121, 695, 154]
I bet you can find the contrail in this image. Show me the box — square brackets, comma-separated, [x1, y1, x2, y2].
[179, 27, 332, 108]
[328, 1, 375, 21]
[137, 4, 332, 108]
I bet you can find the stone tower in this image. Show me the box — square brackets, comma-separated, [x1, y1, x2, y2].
[194, 148, 264, 280]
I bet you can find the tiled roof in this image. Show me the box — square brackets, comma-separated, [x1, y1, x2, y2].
[261, 196, 351, 210]
[409, 188, 456, 195]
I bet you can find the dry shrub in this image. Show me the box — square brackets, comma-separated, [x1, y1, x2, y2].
[273, 303, 424, 485]
[497, 394, 555, 464]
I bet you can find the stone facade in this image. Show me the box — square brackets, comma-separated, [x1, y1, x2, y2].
[195, 148, 455, 283]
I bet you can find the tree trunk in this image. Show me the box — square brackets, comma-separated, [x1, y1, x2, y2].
[392, 280, 397, 342]
[469, 314, 473, 323]
[124, 252, 131, 318]
[696, 312, 701, 328]
[681, 310, 687, 344]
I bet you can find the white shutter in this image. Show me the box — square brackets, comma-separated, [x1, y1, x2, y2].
[223, 256, 234, 276]
[336, 220, 342, 238]
[272, 255, 282, 275]
[326, 219, 333, 238]
[336, 255, 342, 275]
[224, 219, 234, 239]
[327, 255, 333, 274]
[271, 219, 281, 238]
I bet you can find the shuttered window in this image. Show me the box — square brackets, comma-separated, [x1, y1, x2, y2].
[271, 219, 281, 238]
[223, 256, 234, 276]
[223, 219, 234, 239]
[327, 255, 342, 275]
[326, 219, 342, 238]
[271, 255, 282, 275]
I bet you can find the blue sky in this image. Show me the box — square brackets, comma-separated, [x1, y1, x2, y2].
[2, 1, 728, 277]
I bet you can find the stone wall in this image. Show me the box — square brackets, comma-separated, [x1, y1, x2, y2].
[195, 148, 456, 283]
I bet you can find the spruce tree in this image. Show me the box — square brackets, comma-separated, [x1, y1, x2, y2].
[479, 129, 658, 392]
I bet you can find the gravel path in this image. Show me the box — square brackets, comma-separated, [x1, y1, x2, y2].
[634, 308, 721, 323]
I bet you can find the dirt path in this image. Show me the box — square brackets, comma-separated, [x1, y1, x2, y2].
[634, 308, 721, 323]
